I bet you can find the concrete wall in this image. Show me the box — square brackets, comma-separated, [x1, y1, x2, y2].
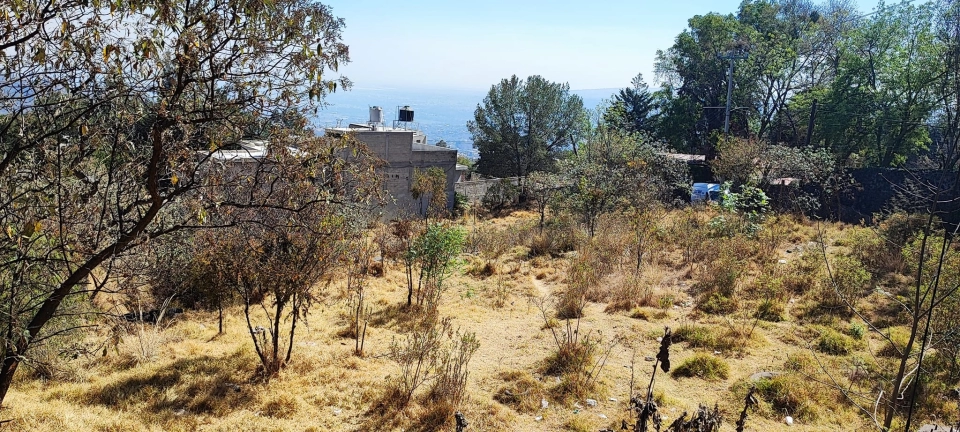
[455, 177, 521, 203]
[333, 129, 458, 218]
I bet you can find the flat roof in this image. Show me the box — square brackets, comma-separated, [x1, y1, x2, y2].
[326, 125, 422, 134]
[412, 143, 456, 152]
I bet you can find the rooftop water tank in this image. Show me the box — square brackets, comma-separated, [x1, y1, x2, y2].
[399, 106, 414, 122]
[369, 106, 383, 124]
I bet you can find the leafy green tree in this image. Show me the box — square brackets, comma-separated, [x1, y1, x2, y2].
[928, 0, 960, 171]
[603, 74, 658, 134]
[736, 0, 833, 141]
[469, 75, 588, 179]
[407, 224, 466, 309]
[653, 12, 746, 153]
[653, 1, 859, 150]
[560, 129, 689, 237]
[411, 167, 448, 221]
[818, 2, 939, 166]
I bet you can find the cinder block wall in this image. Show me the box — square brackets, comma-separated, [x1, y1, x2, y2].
[345, 130, 458, 218]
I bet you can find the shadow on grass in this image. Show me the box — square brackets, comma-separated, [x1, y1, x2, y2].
[354, 384, 410, 432]
[368, 303, 428, 333]
[81, 350, 257, 425]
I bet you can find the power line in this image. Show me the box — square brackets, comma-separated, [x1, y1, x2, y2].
[830, 0, 923, 25]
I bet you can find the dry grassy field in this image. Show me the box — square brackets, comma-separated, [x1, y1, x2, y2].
[3, 209, 954, 431]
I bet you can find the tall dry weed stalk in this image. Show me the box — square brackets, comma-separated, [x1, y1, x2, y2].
[534, 296, 616, 399]
[388, 315, 480, 414]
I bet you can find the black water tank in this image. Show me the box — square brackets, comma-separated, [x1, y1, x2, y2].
[399, 106, 414, 122]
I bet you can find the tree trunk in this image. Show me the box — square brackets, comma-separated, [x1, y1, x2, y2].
[884, 211, 938, 429]
[0, 345, 22, 404]
[406, 261, 414, 307]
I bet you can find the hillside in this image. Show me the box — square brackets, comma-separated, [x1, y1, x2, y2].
[6, 208, 952, 431]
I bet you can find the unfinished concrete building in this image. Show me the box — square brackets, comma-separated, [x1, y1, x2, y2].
[325, 107, 462, 218]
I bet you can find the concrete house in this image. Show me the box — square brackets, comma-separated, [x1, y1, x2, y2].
[324, 107, 462, 218]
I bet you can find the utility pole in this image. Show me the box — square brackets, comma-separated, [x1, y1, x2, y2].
[805, 99, 818, 147]
[720, 52, 748, 135]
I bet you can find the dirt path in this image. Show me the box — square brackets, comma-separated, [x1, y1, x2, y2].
[529, 274, 551, 297]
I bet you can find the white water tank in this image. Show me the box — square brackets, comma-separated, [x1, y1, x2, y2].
[369, 106, 383, 124]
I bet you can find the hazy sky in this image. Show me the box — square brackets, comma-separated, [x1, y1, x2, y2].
[325, 0, 883, 91]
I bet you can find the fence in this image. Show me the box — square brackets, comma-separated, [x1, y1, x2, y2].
[454, 177, 521, 203]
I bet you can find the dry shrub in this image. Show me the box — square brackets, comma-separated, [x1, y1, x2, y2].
[388, 317, 453, 407]
[528, 218, 583, 257]
[758, 214, 795, 257]
[467, 224, 514, 259]
[535, 299, 615, 401]
[425, 330, 481, 410]
[559, 252, 598, 318]
[750, 373, 829, 422]
[673, 323, 761, 354]
[388, 314, 480, 425]
[22, 341, 89, 382]
[816, 255, 870, 317]
[694, 247, 743, 315]
[605, 274, 654, 312]
[543, 330, 597, 377]
[847, 212, 928, 276]
[463, 255, 498, 278]
[629, 307, 653, 320]
[561, 232, 629, 314]
[493, 370, 545, 413]
[782, 246, 824, 294]
[671, 209, 711, 268]
[671, 353, 729, 380]
[261, 392, 301, 419]
[564, 415, 594, 432]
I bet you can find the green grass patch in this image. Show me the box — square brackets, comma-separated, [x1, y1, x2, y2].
[671, 354, 729, 380]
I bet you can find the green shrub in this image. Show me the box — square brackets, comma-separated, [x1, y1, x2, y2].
[452, 192, 470, 217]
[755, 298, 785, 322]
[817, 328, 855, 355]
[877, 326, 913, 358]
[784, 353, 815, 372]
[671, 354, 729, 380]
[817, 255, 870, 316]
[848, 322, 866, 340]
[699, 292, 737, 315]
[720, 182, 770, 224]
[672, 324, 745, 352]
[753, 374, 823, 421]
[695, 248, 742, 315]
[672, 324, 716, 348]
[878, 212, 928, 252]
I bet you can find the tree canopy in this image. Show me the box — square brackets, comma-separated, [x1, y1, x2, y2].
[469, 75, 587, 179]
[602, 74, 659, 134]
[649, 0, 960, 169]
[0, 0, 367, 405]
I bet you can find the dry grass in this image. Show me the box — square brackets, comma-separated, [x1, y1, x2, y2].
[3, 209, 907, 431]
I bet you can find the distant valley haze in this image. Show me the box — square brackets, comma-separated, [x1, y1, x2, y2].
[313, 87, 615, 157]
